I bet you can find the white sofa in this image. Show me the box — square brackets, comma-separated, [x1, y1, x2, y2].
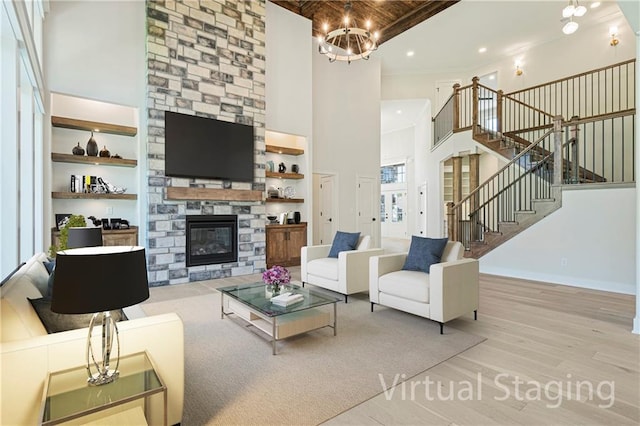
[369, 241, 479, 334]
[0, 253, 184, 425]
[301, 236, 384, 302]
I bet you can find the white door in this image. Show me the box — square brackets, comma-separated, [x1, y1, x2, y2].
[318, 174, 337, 245]
[380, 189, 407, 238]
[417, 183, 427, 236]
[357, 175, 379, 246]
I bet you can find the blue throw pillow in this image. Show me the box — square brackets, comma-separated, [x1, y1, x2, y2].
[328, 231, 361, 258]
[402, 236, 448, 273]
[44, 260, 56, 298]
[43, 260, 56, 275]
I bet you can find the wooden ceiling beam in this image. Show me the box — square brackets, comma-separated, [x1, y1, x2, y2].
[377, 0, 460, 45]
[268, 0, 460, 46]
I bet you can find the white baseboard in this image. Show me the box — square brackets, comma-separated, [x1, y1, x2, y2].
[479, 265, 636, 295]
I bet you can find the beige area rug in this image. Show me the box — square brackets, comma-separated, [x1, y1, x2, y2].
[141, 290, 484, 425]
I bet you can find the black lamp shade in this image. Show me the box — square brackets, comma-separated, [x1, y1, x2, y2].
[67, 227, 103, 249]
[51, 246, 149, 314]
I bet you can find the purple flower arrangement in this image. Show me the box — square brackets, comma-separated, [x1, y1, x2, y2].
[262, 265, 291, 287]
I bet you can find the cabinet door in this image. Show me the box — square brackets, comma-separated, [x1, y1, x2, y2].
[102, 230, 138, 246]
[266, 228, 289, 267]
[286, 226, 307, 266]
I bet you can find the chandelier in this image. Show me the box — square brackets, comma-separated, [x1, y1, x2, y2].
[317, 1, 379, 64]
[561, 0, 587, 35]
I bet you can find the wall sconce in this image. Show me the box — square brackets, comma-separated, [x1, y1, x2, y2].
[515, 62, 523, 76]
[609, 26, 619, 46]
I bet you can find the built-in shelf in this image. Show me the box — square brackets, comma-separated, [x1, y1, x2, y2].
[265, 171, 304, 179]
[265, 144, 304, 156]
[52, 116, 138, 137]
[266, 198, 304, 204]
[51, 153, 137, 167]
[167, 187, 263, 201]
[52, 192, 137, 200]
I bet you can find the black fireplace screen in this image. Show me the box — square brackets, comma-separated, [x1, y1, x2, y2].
[186, 215, 238, 267]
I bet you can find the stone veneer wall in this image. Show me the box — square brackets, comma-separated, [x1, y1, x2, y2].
[146, 0, 266, 286]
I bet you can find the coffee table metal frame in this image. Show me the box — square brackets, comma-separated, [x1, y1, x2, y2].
[219, 282, 338, 354]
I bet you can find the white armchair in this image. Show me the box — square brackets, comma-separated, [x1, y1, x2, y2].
[369, 241, 479, 334]
[301, 236, 384, 302]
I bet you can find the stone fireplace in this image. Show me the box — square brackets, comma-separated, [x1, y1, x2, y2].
[145, 1, 267, 286]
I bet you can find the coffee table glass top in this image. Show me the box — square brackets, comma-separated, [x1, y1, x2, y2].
[218, 282, 339, 317]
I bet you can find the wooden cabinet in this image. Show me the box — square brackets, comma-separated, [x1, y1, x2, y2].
[266, 223, 307, 268]
[51, 226, 139, 249]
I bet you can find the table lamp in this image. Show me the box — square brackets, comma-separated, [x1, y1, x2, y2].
[51, 246, 149, 386]
[67, 227, 103, 248]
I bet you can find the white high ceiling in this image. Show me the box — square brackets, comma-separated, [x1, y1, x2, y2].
[378, 0, 625, 133]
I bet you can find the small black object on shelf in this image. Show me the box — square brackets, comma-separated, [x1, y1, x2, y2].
[72, 143, 85, 156]
[278, 162, 286, 173]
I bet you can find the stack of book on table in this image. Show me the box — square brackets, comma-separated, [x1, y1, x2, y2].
[270, 292, 304, 306]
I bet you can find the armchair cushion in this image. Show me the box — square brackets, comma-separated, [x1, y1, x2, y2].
[328, 231, 361, 258]
[379, 270, 430, 303]
[402, 236, 448, 273]
[306, 257, 339, 281]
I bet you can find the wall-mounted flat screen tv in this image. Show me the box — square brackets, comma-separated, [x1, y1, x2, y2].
[164, 111, 254, 182]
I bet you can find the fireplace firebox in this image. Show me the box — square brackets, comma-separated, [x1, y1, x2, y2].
[186, 215, 238, 267]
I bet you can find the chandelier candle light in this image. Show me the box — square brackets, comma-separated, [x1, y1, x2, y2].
[317, 1, 379, 64]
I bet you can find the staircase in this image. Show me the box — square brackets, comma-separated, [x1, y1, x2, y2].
[435, 59, 636, 257]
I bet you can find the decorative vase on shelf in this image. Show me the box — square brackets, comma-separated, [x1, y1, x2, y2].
[86, 131, 99, 157]
[99, 145, 110, 157]
[72, 142, 85, 156]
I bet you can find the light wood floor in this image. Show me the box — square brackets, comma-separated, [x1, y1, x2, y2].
[324, 273, 640, 425]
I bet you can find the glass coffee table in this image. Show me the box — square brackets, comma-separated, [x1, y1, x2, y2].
[219, 282, 339, 354]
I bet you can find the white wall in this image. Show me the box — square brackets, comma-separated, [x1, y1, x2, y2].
[44, 1, 146, 247]
[312, 52, 381, 239]
[265, 2, 312, 138]
[481, 187, 636, 294]
[265, 3, 313, 236]
[381, 127, 413, 160]
[44, 1, 146, 107]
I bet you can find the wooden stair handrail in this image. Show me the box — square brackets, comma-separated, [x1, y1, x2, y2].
[504, 58, 635, 96]
[452, 126, 557, 211]
[502, 94, 556, 118]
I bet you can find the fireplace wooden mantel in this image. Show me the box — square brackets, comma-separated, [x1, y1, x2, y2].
[166, 187, 263, 201]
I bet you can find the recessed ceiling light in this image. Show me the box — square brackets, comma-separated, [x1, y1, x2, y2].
[478, 47, 487, 53]
[396, 110, 402, 115]
[591, 2, 601, 8]
[489, 75, 495, 80]
[406, 51, 414, 57]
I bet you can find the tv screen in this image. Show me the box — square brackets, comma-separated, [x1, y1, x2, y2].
[164, 111, 254, 182]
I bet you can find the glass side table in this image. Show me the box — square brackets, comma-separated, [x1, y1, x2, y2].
[40, 351, 167, 426]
